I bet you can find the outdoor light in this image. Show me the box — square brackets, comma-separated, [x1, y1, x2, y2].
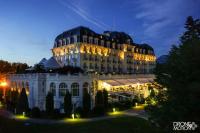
[23, 112, 25, 117]
[113, 108, 116, 112]
[0, 81, 7, 87]
[72, 113, 75, 119]
[135, 102, 138, 107]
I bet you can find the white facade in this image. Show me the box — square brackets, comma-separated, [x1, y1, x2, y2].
[7, 73, 92, 111]
[7, 73, 154, 111]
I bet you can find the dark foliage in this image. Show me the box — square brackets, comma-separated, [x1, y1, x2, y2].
[64, 90, 72, 116]
[82, 88, 91, 116]
[31, 107, 41, 118]
[16, 88, 29, 114]
[45, 92, 54, 114]
[147, 16, 200, 132]
[52, 66, 84, 74]
[103, 89, 108, 109]
[0, 60, 28, 74]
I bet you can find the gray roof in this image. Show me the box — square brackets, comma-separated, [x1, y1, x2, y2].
[39, 58, 47, 65]
[44, 57, 61, 69]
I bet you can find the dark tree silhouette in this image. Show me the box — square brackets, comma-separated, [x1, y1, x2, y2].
[16, 88, 29, 114]
[46, 92, 54, 114]
[103, 89, 108, 109]
[95, 90, 104, 107]
[82, 88, 91, 116]
[147, 16, 200, 132]
[64, 90, 72, 116]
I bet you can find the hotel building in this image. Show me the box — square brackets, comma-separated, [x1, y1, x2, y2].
[7, 26, 156, 111]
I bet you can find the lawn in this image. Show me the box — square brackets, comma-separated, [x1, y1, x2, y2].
[0, 116, 163, 133]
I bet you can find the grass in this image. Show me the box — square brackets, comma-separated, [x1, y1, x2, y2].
[0, 116, 163, 133]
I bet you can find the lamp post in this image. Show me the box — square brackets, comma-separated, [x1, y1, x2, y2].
[0, 81, 7, 100]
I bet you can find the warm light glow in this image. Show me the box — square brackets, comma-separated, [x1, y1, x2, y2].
[72, 113, 75, 119]
[64, 118, 87, 123]
[108, 111, 123, 116]
[113, 108, 116, 112]
[133, 104, 146, 110]
[0, 81, 7, 87]
[15, 114, 28, 120]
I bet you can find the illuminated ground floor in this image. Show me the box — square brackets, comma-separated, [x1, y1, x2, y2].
[6, 73, 154, 111]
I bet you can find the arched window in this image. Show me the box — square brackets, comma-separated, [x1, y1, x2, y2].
[50, 82, 56, 96]
[83, 82, 89, 93]
[59, 83, 67, 97]
[71, 83, 79, 96]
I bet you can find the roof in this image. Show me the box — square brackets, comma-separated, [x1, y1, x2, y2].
[54, 26, 154, 52]
[101, 78, 154, 87]
[44, 57, 61, 69]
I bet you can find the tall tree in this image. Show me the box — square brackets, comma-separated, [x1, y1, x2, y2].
[64, 90, 72, 116]
[147, 16, 200, 131]
[16, 88, 29, 114]
[95, 90, 104, 107]
[103, 89, 108, 109]
[45, 92, 54, 114]
[82, 88, 91, 115]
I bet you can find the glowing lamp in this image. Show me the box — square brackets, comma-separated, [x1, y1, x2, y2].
[23, 112, 25, 117]
[0, 82, 7, 87]
[72, 113, 75, 120]
[113, 108, 116, 113]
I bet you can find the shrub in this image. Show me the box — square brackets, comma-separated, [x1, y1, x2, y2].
[45, 92, 54, 114]
[74, 107, 83, 118]
[91, 106, 105, 116]
[31, 107, 41, 118]
[16, 88, 29, 114]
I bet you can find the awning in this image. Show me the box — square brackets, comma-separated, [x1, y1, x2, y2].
[101, 77, 153, 87]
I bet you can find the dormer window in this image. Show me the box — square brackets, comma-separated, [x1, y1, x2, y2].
[70, 37, 74, 44]
[74, 36, 77, 43]
[112, 43, 115, 49]
[59, 40, 62, 46]
[143, 49, 145, 54]
[107, 41, 110, 47]
[127, 39, 131, 44]
[83, 36, 87, 43]
[101, 40, 104, 46]
[67, 37, 70, 44]
[94, 38, 98, 44]
[89, 37, 93, 44]
[63, 39, 66, 45]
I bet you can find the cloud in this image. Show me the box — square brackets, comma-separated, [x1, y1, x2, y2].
[58, 0, 110, 30]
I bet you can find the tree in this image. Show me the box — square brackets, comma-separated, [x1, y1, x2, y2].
[64, 90, 72, 116]
[93, 90, 105, 115]
[103, 89, 108, 109]
[147, 16, 200, 131]
[46, 92, 54, 114]
[82, 88, 91, 116]
[16, 88, 29, 114]
[95, 90, 104, 107]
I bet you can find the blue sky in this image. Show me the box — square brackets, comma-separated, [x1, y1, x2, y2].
[0, 0, 200, 66]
